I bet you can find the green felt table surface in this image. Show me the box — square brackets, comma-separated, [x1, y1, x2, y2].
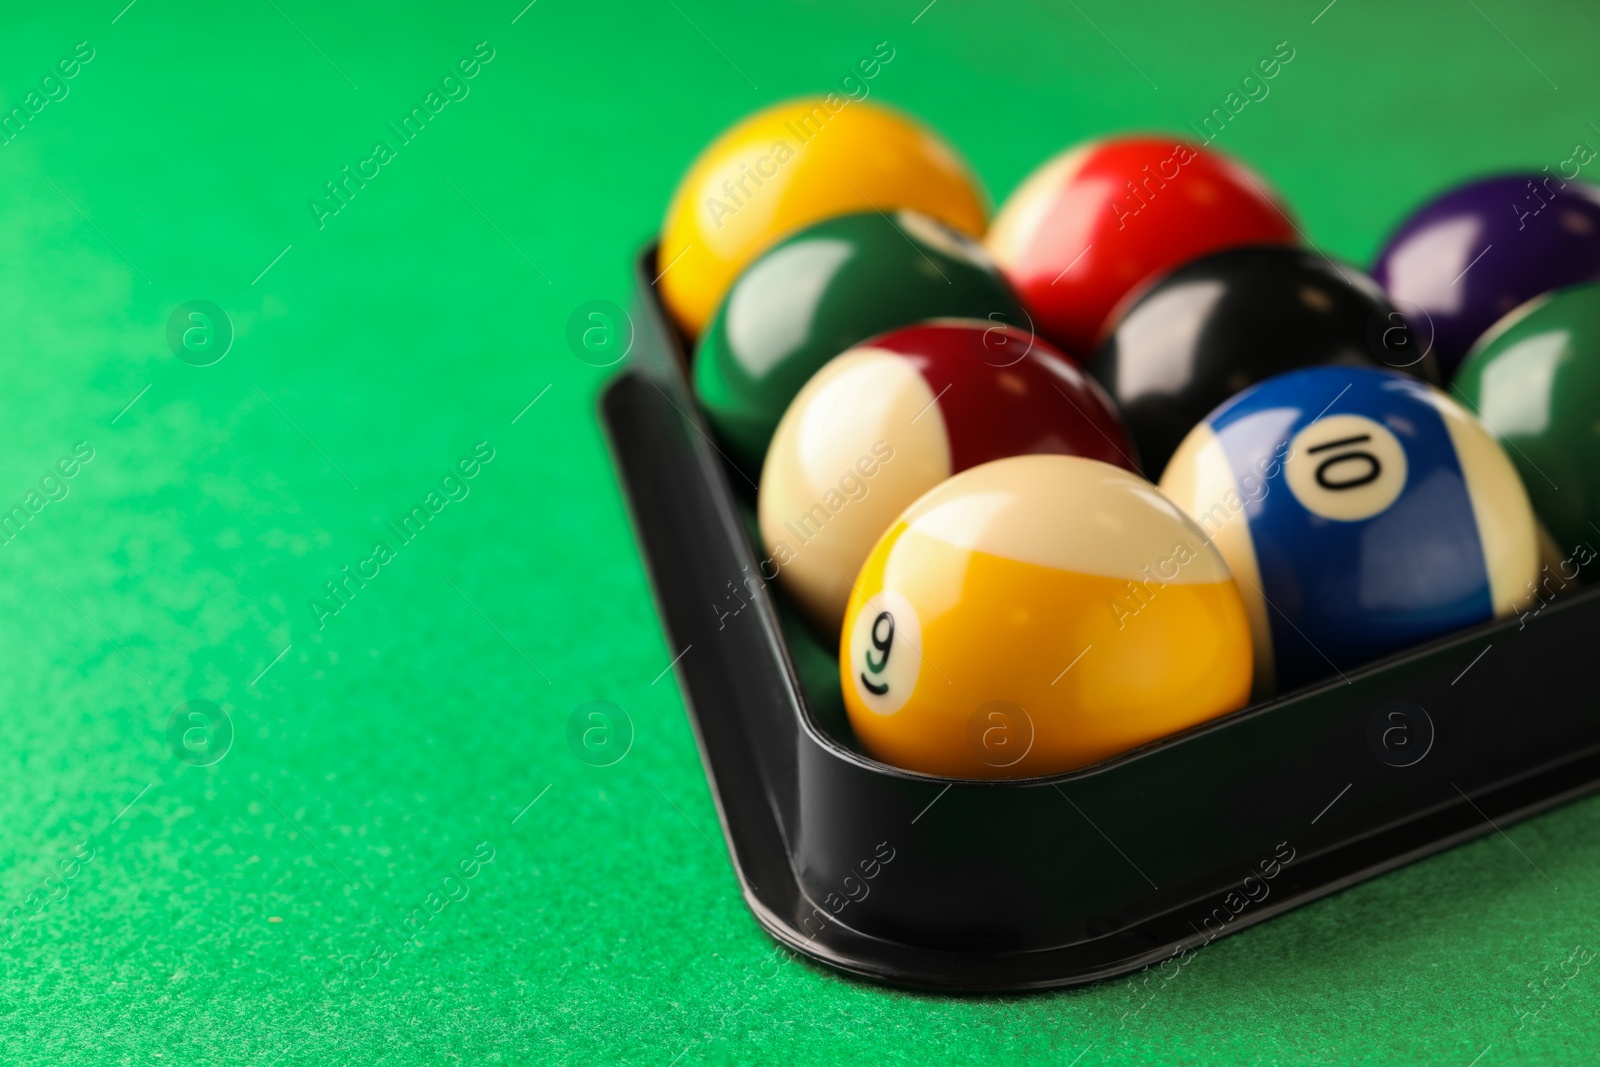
[2, 0, 1599, 1063]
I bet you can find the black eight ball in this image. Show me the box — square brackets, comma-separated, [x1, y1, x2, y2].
[1089, 245, 1439, 480]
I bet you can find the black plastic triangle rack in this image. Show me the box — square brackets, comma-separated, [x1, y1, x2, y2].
[600, 245, 1600, 992]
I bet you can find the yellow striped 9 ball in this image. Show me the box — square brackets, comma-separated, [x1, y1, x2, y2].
[841, 455, 1253, 779]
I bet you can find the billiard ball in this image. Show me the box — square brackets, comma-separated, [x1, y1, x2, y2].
[841, 455, 1252, 778]
[1159, 366, 1539, 694]
[658, 98, 989, 337]
[985, 136, 1297, 357]
[1372, 175, 1600, 378]
[1091, 246, 1440, 480]
[693, 211, 1025, 469]
[1455, 281, 1600, 558]
[760, 319, 1136, 634]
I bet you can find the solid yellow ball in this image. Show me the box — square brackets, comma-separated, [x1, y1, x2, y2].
[657, 97, 989, 337]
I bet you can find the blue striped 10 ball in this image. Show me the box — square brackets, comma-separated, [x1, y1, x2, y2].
[1159, 366, 1539, 694]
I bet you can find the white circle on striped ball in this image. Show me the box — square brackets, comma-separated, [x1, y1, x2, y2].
[1284, 414, 1408, 522]
[845, 589, 923, 717]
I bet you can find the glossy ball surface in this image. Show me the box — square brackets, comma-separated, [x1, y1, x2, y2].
[693, 211, 1025, 469]
[1455, 281, 1600, 556]
[986, 136, 1297, 357]
[1160, 366, 1538, 694]
[841, 455, 1252, 779]
[1092, 246, 1439, 480]
[658, 97, 989, 337]
[1372, 175, 1600, 378]
[760, 320, 1136, 634]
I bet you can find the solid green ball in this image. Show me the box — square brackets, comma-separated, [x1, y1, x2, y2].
[1455, 281, 1600, 556]
[692, 210, 1026, 469]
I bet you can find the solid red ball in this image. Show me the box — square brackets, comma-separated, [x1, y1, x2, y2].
[986, 136, 1298, 357]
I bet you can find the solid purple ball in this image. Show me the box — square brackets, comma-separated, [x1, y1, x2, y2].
[1372, 174, 1600, 378]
